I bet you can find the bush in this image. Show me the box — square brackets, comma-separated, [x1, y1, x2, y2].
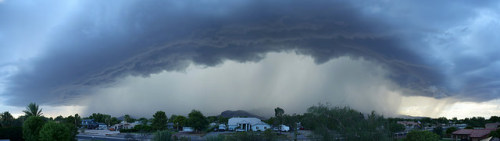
[404, 130, 440, 141]
[134, 124, 153, 132]
[39, 122, 73, 141]
[23, 116, 46, 141]
[206, 134, 226, 141]
[120, 128, 139, 133]
[263, 129, 276, 141]
[0, 127, 23, 141]
[225, 132, 264, 141]
[153, 130, 172, 141]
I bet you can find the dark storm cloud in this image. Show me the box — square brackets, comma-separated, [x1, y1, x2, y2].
[1, 0, 498, 105]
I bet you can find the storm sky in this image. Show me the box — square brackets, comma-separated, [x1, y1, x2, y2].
[1, 0, 500, 118]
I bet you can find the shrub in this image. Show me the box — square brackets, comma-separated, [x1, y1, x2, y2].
[404, 130, 440, 141]
[153, 130, 172, 141]
[206, 134, 226, 141]
[134, 124, 153, 132]
[120, 128, 139, 133]
[22, 116, 46, 141]
[39, 122, 73, 141]
[0, 127, 23, 141]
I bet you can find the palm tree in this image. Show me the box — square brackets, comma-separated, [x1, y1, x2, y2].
[23, 102, 42, 117]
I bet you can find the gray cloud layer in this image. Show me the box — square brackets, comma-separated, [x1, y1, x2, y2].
[1, 0, 499, 106]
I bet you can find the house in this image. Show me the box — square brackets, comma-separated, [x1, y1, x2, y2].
[486, 123, 500, 129]
[228, 117, 270, 132]
[112, 121, 139, 131]
[167, 122, 174, 129]
[97, 123, 108, 130]
[82, 119, 99, 129]
[252, 122, 271, 131]
[452, 129, 495, 141]
[182, 127, 194, 132]
[397, 121, 420, 130]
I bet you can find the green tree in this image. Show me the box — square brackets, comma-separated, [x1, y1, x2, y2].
[23, 116, 46, 141]
[404, 130, 440, 141]
[54, 115, 64, 122]
[88, 113, 111, 123]
[173, 115, 187, 131]
[0, 111, 15, 127]
[110, 117, 120, 126]
[186, 110, 208, 132]
[491, 128, 500, 138]
[72, 114, 82, 127]
[446, 127, 458, 137]
[388, 122, 405, 133]
[152, 111, 168, 130]
[207, 116, 218, 123]
[39, 122, 73, 141]
[302, 104, 390, 140]
[23, 102, 43, 117]
[138, 117, 149, 125]
[274, 107, 284, 133]
[432, 126, 443, 138]
[124, 114, 135, 123]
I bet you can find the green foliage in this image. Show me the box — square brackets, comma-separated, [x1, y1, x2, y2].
[436, 117, 448, 124]
[207, 116, 218, 123]
[490, 116, 500, 123]
[187, 110, 208, 132]
[110, 117, 121, 126]
[120, 128, 139, 133]
[138, 117, 149, 125]
[432, 126, 443, 138]
[22, 116, 46, 141]
[0, 126, 23, 141]
[124, 114, 136, 123]
[404, 130, 440, 141]
[64, 114, 82, 128]
[173, 115, 187, 131]
[153, 130, 172, 141]
[39, 122, 74, 141]
[134, 124, 153, 132]
[463, 117, 486, 127]
[465, 126, 474, 129]
[302, 104, 390, 140]
[446, 127, 458, 135]
[263, 129, 276, 141]
[274, 107, 284, 128]
[206, 134, 227, 141]
[23, 103, 43, 117]
[226, 132, 263, 141]
[490, 128, 500, 138]
[388, 122, 405, 133]
[88, 113, 111, 123]
[152, 111, 168, 130]
[54, 116, 64, 122]
[0, 111, 15, 127]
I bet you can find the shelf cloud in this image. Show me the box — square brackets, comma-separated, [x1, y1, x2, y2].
[1, 0, 499, 117]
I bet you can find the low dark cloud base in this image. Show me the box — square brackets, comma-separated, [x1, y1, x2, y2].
[2, 0, 497, 106]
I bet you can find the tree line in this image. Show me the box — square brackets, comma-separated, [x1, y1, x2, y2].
[3, 102, 500, 140]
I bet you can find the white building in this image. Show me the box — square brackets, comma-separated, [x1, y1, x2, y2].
[228, 117, 270, 132]
[182, 127, 194, 132]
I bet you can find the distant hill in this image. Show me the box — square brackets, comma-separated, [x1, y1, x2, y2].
[395, 114, 430, 119]
[219, 110, 265, 120]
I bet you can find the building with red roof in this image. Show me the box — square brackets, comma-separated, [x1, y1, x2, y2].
[452, 129, 495, 141]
